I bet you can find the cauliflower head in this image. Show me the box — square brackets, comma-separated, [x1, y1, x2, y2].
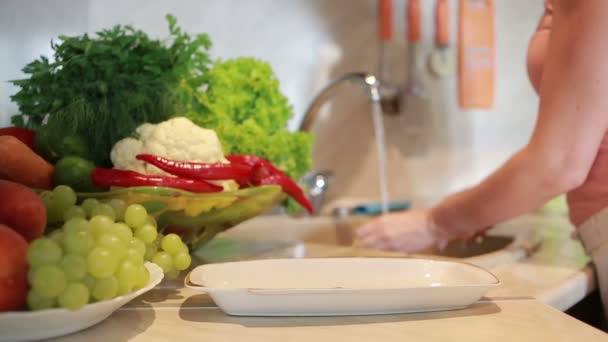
[111, 117, 227, 176]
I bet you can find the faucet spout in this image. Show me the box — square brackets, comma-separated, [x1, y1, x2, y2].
[298, 72, 381, 132]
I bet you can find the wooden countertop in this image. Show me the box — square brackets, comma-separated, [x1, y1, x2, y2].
[47, 214, 606, 341]
[51, 299, 606, 341]
[218, 214, 595, 311]
[48, 241, 606, 341]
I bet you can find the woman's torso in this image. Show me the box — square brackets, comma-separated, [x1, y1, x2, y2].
[530, 0, 608, 226]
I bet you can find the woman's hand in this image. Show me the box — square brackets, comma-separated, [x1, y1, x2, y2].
[355, 209, 449, 253]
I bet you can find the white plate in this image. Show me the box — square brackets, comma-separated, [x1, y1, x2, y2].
[186, 258, 499, 316]
[0, 262, 164, 342]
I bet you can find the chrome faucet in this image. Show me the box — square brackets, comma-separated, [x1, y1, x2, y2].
[298, 72, 382, 132]
[298, 72, 389, 214]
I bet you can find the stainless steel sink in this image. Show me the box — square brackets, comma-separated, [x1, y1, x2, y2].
[429, 236, 515, 258]
[301, 218, 515, 258]
[214, 215, 519, 261]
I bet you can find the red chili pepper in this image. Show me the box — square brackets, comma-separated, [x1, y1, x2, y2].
[136, 154, 252, 186]
[254, 172, 314, 214]
[91, 168, 223, 193]
[226, 155, 281, 174]
[0, 127, 35, 150]
[225, 155, 263, 167]
[228, 155, 314, 214]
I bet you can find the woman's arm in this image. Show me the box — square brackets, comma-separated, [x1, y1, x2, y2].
[432, 0, 608, 239]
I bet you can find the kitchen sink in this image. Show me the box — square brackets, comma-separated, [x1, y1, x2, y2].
[429, 236, 515, 258]
[287, 217, 515, 258]
[203, 215, 528, 264]
[162, 214, 548, 292]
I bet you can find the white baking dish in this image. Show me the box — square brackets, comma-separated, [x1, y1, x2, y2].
[185, 257, 499, 316]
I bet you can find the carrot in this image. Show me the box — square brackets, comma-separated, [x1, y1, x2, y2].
[0, 136, 54, 189]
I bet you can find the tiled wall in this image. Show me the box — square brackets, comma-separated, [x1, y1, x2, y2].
[0, 0, 544, 206]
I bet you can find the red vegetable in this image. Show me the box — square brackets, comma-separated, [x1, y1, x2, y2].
[226, 155, 281, 173]
[225, 154, 262, 167]
[0, 136, 54, 189]
[227, 155, 314, 214]
[0, 225, 29, 312]
[0, 180, 47, 242]
[91, 168, 223, 193]
[0, 127, 35, 150]
[136, 154, 252, 186]
[254, 172, 314, 214]
[133, 153, 314, 214]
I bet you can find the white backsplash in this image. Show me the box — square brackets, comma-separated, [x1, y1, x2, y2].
[0, 0, 544, 204]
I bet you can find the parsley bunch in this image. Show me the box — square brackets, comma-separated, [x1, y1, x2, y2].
[11, 15, 211, 166]
[10, 15, 312, 184]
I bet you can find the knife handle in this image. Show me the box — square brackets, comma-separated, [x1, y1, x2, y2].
[379, 0, 393, 41]
[408, 0, 422, 43]
[436, 0, 450, 46]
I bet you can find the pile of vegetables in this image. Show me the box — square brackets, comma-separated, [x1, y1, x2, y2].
[182, 58, 312, 180]
[0, 14, 316, 315]
[11, 16, 209, 166]
[0, 179, 191, 312]
[0, 127, 196, 313]
[10, 15, 312, 181]
[0, 121, 308, 312]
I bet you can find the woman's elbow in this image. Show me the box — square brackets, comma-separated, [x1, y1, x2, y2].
[539, 156, 589, 194]
[552, 167, 587, 193]
[521, 147, 589, 195]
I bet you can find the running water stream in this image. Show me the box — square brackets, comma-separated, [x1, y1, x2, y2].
[370, 102, 390, 214]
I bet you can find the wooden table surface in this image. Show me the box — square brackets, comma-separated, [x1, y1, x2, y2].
[48, 242, 607, 342]
[51, 299, 606, 342]
[45, 225, 607, 341]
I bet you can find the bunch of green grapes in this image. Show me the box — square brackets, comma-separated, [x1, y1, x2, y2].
[28, 185, 192, 311]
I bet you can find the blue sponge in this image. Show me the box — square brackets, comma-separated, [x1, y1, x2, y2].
[352, 201, 411, 215]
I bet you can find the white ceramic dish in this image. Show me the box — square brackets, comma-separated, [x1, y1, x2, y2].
[186, 258, 500, 316]
[0, 262, 163, 342]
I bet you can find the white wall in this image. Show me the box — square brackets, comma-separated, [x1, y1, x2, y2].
[0, 0, 544, 203]
[0, 0, 338, 129]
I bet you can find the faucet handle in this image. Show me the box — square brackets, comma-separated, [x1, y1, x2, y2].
[300, 169, 334, 215]
[436, 0, 450, 47]
[378, 0, 393, 42]
[407, 0, 422, 43]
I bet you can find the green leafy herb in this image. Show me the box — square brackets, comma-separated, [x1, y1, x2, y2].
[11, 15, 312, 187]
[10, 15, 212, 166]
[182, 58, 313, 180]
